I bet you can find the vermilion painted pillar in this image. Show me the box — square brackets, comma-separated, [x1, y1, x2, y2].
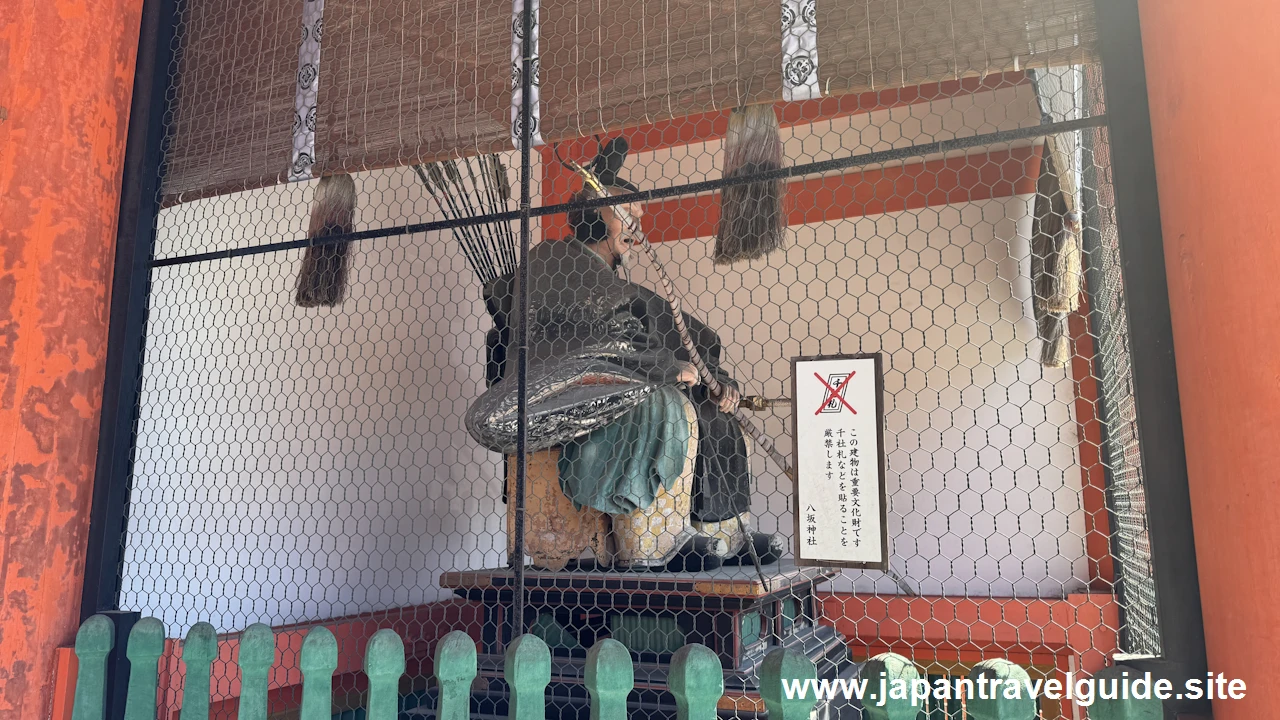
[1138, 1, 1280, 717]
[0, 0, 143, 715]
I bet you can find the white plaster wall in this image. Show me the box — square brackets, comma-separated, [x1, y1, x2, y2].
[124, 156, 531, 635]
[628, 195, 1089, 599]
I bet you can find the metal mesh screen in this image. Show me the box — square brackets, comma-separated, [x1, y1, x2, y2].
[113, 0, 1163, 717]
[1078, 64, 1160, 659]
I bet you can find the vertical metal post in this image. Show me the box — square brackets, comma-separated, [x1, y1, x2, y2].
[513, 0, 535, 635]
[80, 0, 175, 621]
[1092, 0, 1209, 713]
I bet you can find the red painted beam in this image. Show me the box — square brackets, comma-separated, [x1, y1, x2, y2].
[820, 592, 1119, 676]
[540, 72, 1030, 242]
[641, 145, 1043, 243]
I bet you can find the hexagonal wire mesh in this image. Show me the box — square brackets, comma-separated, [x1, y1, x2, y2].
[117, 0, 1159, 717]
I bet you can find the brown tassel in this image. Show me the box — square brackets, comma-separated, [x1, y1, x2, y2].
[1040, 211, 1083, 314]
[714, 104, 786, 264]
[295, 174, 357, 307]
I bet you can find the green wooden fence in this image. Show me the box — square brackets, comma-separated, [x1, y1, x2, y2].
[70, 614, 1161, 720]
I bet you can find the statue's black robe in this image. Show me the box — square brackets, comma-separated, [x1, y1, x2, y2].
[472, 238, 750, 522]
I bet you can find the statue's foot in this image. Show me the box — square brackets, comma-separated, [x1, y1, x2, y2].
[720, 531, 786, 567]
[657, 535, 729, 572]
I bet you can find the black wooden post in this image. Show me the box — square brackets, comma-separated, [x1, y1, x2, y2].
[1092, 0, 1209, 715]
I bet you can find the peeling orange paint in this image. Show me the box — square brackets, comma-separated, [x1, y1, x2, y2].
[0, 0, 145, 715]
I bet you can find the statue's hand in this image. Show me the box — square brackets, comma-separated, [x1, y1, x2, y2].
[676, 362, 700, 386]
[715, 385, 740, 414]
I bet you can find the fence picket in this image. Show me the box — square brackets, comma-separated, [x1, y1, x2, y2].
[179, 623, 218, 720]
[64, 616, 1086, 720]
[123, 618, 165, 720]
[365, 629, 407, 720]
[71, 615, 114, 720]
[759, 648, 818, 720]
[1089, 666, 1163, 720]
[300, 627, 339, 720]
[504, 635, 551, 720]
[860, 652, 921, 720]
[584, 638, 633, 720]
[966, 659, 1035, 720]
[668, 644, 722, 720]
[435, 631, 478, 720]
[236, 624, 275, 720]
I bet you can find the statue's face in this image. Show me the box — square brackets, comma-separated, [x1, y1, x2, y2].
[602, 191, 644, 266]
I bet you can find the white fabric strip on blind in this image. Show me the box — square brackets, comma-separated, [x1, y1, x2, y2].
[510, 0, 545, 147]
[290, 0, 326, 181]
[782, 0, 819, 102]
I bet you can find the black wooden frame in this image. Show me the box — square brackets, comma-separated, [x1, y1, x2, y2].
[79, 0, 176, 714]
[1092, 0, 1209, 714]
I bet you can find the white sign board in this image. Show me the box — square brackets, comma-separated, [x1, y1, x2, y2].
[791, 353, 888, 569]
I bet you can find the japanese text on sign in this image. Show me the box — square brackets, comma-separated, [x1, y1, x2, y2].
[792, 354, 886, 569]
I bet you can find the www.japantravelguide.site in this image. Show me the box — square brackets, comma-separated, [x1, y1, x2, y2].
[780, 670, 1247, 707]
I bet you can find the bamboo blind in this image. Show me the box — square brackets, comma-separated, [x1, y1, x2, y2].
[160, 0, 1096, 204]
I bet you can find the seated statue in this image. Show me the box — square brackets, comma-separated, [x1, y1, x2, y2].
[465, 138, 782, 571]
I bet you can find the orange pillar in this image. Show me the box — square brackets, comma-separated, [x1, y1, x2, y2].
[0, 0, 143, 714]
[1138, 1, 1280, 717]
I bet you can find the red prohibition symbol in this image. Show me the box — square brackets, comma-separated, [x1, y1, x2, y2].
[814, 371, 857, 415]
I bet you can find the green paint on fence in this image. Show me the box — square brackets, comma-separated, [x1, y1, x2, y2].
[72, 615, 115, 720]
[180, 623, 219, 720]
[860, 652, 921, 720]
[966, 659, 1035, 720]
[124, 618, 165, 720]
[300, 627, 339, 720]
[759, 648, 818, 720]
[504, 635, 551, 720]
[584, 639, 634, 720]
[237, 624, 275, 720]
[1089, 666, 1164, 720]
[668, 644, 722, 720]
[364, 629, 406, 720]
[68, 616, 1069, 720]
[434, 631, 478, 720]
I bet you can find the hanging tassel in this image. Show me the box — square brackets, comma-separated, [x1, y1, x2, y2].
[1041, 210, 1083, 314]
[714, 104, 786, 264]
[295, 174, 357, 307]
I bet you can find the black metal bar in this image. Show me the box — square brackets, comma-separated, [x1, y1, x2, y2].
[512, 0, 535, 634]
[80, 0, 174, 623]
[150, 115, 1108, 269]
[1092, 0, 1208, 711]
